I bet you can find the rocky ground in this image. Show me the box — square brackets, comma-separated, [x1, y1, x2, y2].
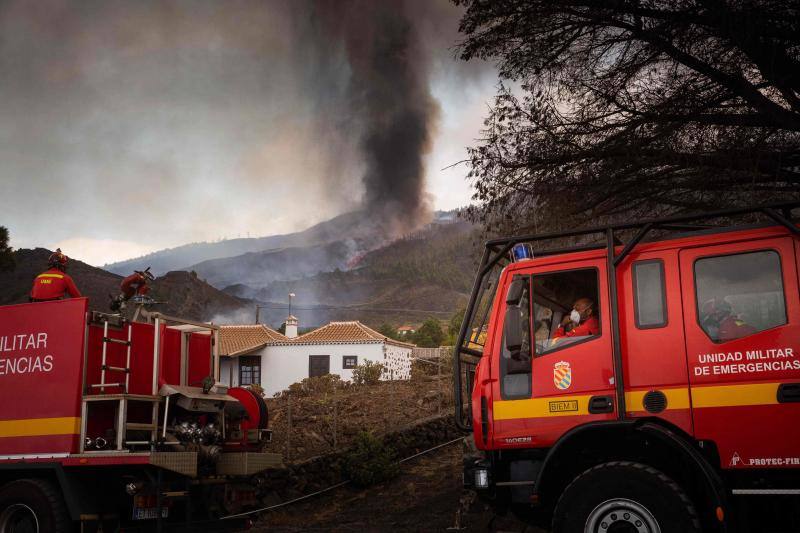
[243, 370, 541, 532]
[251, 442, 540, 533]
[263, 373, 454, 463]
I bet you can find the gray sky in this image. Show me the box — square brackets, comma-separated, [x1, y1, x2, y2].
[0, 0, 496, 265]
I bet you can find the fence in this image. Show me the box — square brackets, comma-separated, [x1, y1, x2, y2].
[411, 346, 452, 360]
[411, 346, 453, 379]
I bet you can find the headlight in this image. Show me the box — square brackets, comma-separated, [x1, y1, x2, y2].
[125, 481, 144, 496]
[474, 468, 489, 489]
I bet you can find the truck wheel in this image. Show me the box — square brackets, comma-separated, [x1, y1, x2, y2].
[552, 461, 700, 533]
[0, 479, 70, 533]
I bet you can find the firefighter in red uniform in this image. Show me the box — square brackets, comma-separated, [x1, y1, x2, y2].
[29, 248, 82, 302]
[552, 297, 599, 344]
[701, 298, 757, 342]
[110, 267, 154, 311]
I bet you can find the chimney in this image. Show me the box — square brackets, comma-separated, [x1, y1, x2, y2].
[285, 315, 298, 339]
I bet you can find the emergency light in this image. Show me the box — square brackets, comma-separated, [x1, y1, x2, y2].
[512, 243, 534, 262]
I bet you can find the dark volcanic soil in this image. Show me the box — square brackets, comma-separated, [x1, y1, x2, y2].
[250, 443, 542, 533]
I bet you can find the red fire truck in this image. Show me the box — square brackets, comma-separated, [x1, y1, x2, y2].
[455, 203, 800, 532]
[0, 299, 277, 532]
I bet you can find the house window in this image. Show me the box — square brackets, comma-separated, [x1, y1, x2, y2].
[343, 356, 357, 369]
[239, 356, 261, 386]
[309, 355, 330, 378]
[694, 250, 787, 343]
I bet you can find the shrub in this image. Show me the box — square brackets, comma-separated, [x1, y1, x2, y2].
[279, 374, 345, 398]
[248, 383, 265, 397]
[343, 431, 399, 487]
[351, 361, 385, 386]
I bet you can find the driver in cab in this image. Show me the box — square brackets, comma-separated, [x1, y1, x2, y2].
[552, 297, 599, 343]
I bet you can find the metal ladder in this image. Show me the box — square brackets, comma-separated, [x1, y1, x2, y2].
[90, 320, 132, 393]
[115, 397, 160, 450]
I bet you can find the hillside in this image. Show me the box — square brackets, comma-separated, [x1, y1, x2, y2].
[0, 248, 122, 310]
[105, 211, 386, 276]
[4, 211, 481, 327]
[188, 241, 357, 289]
[0, 248, 249, 322]
[230, 220, 482, 327]
[147, 270, 250, 321]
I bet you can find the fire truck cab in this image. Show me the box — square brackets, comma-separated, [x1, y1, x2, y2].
[455, 204, 800, 533]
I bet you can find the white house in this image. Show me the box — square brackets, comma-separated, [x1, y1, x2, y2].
[218, 319, 414, 396]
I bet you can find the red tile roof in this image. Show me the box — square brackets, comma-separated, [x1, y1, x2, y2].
[289, 321, 415, 348]
[219, 321, 415, 354]
[219, 325, 288, 356]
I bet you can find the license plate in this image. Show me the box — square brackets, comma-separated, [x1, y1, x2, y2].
[132, 507, 168, 520]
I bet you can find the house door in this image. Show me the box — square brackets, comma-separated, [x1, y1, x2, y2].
[679, 236, 800, 469]
[309, 355, 330, 378]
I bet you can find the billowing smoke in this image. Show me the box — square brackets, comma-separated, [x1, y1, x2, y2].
[299, 0, 441, 238]
[0, 0, 483, 260]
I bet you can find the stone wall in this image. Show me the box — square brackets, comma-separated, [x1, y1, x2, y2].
[382, 343, 412, 380]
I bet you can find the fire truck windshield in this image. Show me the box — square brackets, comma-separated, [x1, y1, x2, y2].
[460, 259, 505, 356]
[454, 255, 506, 428]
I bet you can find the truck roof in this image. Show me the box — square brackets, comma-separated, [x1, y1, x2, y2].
[504, 222, 796, 273]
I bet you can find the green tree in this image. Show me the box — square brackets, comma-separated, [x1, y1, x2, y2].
[0, 227, 14, 272]
[377, 322, 399, 340]
[445, 307, 466, 346]
[413, 318, 445, 348]
[456, 1, 800, 234]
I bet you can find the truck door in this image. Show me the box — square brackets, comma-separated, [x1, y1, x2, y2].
[617, 250, 693, 435]
[491, 258, 617, 448]
[679, 236, 800, 469]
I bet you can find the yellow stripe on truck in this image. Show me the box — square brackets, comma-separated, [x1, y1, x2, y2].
[691, 382, 779, 408]
[492, 383, 784, 422]
[493, 394, 594, 420]
[626, 387, 691, 412]
[0, 417, 81, 438]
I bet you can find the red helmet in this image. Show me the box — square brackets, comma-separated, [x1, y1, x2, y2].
[48, 248, 68, 271]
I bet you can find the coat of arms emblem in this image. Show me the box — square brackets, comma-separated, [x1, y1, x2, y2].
[553, 361, 572, 390]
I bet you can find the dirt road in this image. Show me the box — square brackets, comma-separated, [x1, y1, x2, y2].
[250, 442, 542, 532]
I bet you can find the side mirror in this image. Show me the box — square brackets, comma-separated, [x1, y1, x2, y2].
[504, 277, 527, 358]
[504, 306, 522, 356]
[504, 277, 531, 368]
[506, 278, 527, 306]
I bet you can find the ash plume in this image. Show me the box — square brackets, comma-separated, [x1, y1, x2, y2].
[301, 0, 442, 238]
[0, 0, 482, 258]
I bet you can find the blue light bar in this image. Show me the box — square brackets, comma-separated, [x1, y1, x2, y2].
[511, 243, 534, 262]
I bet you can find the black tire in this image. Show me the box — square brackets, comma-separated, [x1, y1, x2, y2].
[0, 479, 70, 533]
[552, 461, 701, 533]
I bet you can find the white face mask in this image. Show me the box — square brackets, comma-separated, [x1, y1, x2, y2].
[570, 309, 582, 324]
